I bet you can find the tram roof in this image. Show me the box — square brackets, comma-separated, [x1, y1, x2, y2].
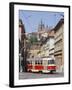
[27, 57, 54, 61]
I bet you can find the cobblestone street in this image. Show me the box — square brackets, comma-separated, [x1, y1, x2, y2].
[19, 72, 64, 79]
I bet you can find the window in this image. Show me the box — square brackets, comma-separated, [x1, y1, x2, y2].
[48, 60, 55, 64]
[27, 61, 32, 64]
[27, 61, 30, 64]
[35, 60, 37, 64]
[40, 60, 42, 65]
[35, 60, 42, 65]
[30, 61, 32, 64]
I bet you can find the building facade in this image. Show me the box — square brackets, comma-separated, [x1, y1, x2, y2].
[37, 30, 55, 58]
[28, 42, 41, 58]
[19, 19, 27, 72]
[54, 19, 64, 73]
[48, 30, 55, 58]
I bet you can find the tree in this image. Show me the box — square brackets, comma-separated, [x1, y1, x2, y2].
[29, 35, 38, 44]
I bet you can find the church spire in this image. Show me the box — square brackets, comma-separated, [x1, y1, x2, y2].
[38, 19, 45, 31]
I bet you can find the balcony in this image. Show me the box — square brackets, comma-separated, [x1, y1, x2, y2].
[55, 35, 63, 43]
[55, 45, 62, 52]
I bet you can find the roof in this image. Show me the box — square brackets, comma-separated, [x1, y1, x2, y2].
[19, 19, 25, 33]
[27, 57, 54, 61]
[54, 18, 64, 32]
[48, 29, 54, 37]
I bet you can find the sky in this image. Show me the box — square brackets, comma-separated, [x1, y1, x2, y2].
[19, 10, 64, 33]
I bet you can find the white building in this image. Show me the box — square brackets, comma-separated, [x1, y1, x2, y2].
[39, 30, 55, 58]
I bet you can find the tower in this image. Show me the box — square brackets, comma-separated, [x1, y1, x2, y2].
[38, 20, 45, 32]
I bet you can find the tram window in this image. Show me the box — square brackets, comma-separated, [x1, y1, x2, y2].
[41, 60, 42, 65]
[39, 60, 42, 65]
[48, 60, 55, 64]
[35, 61, 37, 64]
[37, 60, 42, 65]
[27, 61, 30, 64]
[38, 60, 40, 64]
[35, 60, 40, 64]
[30, 61, 32, 64]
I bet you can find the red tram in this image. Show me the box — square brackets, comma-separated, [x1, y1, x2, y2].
[27, 57, 56, 73]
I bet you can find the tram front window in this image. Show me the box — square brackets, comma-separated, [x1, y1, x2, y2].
[48, 60, 55, 64]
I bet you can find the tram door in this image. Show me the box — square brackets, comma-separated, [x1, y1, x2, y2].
[43, 60, 48, 70]
[32, 59, 35, 70]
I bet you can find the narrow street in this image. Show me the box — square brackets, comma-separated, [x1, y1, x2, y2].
[19, 12, 64, 81]
[19, 72, 64, 79]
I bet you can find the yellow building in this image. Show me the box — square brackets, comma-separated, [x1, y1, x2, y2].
[28, 43, 41, 58]
[54, 19, 64, 72]
[39, 43, 49, 57]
